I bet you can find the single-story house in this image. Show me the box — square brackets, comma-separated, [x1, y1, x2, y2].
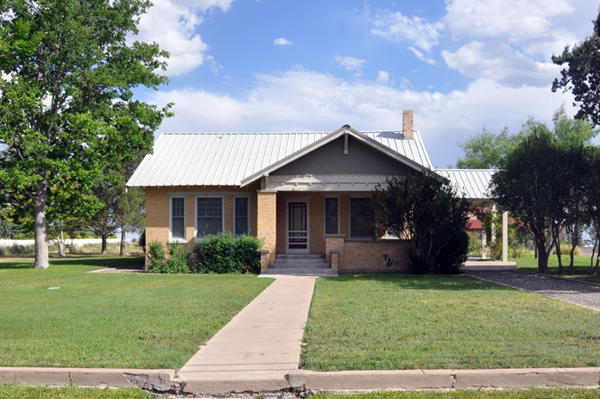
[127, 110, 508, 274]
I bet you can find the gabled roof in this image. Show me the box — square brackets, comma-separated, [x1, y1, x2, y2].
[127, 127, 433, 187]
[435, 169, 496, 199]
[240, 126, 431, 187]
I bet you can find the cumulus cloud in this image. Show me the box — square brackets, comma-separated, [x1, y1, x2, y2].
[408, 47, 437, 65]
[135, 0, 234, 76]
[334, 55, 368, 73]
[444, 0, 574, 42]
[442, 41, 561, 87]
[148, 68, 575, 167]
[372, 11, 444, 51]
[274, 38, 293, 45]
[376, 71, 392, 84]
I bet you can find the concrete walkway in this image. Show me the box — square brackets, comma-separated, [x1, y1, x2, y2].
[178, 277, 316, 394]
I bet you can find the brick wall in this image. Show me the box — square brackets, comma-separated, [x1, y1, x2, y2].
[341, 240, 409, 273]
[144, 184, 259, 255]
[257, 191, 277, 263]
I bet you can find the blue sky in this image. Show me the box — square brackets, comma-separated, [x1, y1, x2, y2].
[134, 0, 600, 168]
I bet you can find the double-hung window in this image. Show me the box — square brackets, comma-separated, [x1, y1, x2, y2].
[350, 197, 374, 238]
[324, 197, 339, 235]
[196, 197, 223, 238]
[234, 197, 250, 235]
[170, 197, 186, 241]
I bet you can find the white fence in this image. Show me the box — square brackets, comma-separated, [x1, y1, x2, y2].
[0, 238, 122, 247]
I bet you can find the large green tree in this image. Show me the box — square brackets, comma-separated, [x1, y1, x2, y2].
[0, 0, 171, 268]
[491, 126, 581, 274]
[552, 8, 600, 126]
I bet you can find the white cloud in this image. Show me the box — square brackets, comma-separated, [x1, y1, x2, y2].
[442, 41, 561, 87]
[334, 56, 368, 73]
[408, 47, 437, 65]
[372, 11, 444, 51]
[376, 71, 391, 84]
[134, 0, 234, 76]
[274, 38, 293, 45]
[444, 0, 574, 42]
[149, 68, 575, 167]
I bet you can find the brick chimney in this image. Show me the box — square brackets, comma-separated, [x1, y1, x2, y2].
[403, 110, 414, 139]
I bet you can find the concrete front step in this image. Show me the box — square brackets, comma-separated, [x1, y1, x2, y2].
[269, 263, 331, 269]
[272, 260, 331, 267]
[261, 268, 339, 277]
[275, 254, 326, 260]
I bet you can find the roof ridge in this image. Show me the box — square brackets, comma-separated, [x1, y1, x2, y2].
[160, 130, 404, 136]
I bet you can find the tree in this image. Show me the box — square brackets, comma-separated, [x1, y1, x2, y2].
[491, 125, 579, 274]
[372, 172, 471, 274]
[0, 0, 171, 269]
[455, 126, 516, 169]
[552, 8, 600, 126]
[583, 146, 600, 274]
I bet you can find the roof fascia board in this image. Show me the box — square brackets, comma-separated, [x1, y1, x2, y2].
[240, 126, 429, 187]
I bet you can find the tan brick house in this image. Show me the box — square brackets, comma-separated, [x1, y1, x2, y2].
[127, 110, 505, 275]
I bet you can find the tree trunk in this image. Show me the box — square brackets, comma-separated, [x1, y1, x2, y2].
[57, 228, 65, 257]
[101, 234, 108, 254]
[592, 236, 599, 274]
[120, 227, 126, 256]
[554, 226, 563, 275]
[34, 181, 49, 269]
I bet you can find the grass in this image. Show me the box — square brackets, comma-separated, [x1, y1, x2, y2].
[0, 385, 158, 399]
[301, 274, 600, 371]
[312, 389, 600, 399]
[0, 256, 271, 369]
[515, 254, 600, 284]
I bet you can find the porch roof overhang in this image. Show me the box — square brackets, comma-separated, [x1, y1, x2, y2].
[240, 125, 430, 188]
[264, 174, 389, 192]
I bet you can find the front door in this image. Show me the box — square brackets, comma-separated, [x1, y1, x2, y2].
[286, 200, 310, 253]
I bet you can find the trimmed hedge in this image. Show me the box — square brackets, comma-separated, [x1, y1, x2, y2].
[147, 241, 190, 274]
[192, 233, 262, 274]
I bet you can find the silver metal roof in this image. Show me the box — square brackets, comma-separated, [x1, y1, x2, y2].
[127, 129, 433, 187]
[435, 169, 496, 199]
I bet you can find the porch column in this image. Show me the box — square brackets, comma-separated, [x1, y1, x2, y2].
[502, 210, 508, 262]
[481, 230, 487, 260]
[257, 191, 277, 264]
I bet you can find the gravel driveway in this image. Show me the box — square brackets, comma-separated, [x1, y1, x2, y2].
[466, 271, 600, 311]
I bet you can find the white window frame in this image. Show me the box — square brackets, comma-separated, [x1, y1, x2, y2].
[169, 196, 186, 243]
[348, 196, 374, 239]
[323, 196, 340, 236]
[194, 195, 225, 240]
[233, 195, 251, 235]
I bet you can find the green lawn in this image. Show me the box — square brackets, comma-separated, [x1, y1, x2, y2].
[0, 256, 271, 369]
[313, 389, 600, 399]
[302, 275, 600, 371]
[516, 254, 600, 284]
[0, 385, 156, 399]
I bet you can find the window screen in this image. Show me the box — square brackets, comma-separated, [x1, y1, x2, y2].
[234, 197, 249, 235]
[171, 197, 185, 239]
[196, 197, 223, 237]
[350, 198, 374, 238]
[324, 197, 339, 235]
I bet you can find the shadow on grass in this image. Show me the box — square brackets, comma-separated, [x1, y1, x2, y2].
[323, 273, 514, 291]
[0, 255, 145, 270]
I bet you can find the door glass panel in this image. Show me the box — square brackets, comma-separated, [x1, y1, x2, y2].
[288, 202, 308, 250]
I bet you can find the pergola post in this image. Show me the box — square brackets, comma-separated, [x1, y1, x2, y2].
[481, 230, 487, 260]
[502, 210, 508, 262]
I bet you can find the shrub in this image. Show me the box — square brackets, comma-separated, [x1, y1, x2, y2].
[147, 240, 168, 273]
[433, 229, 470, 274]
[139, 230, 146, 253]
[0, 244, 35, 256]
[560, 243, 581, 256]
[192, 232, 262, 274]
[166, 243, 191, 274]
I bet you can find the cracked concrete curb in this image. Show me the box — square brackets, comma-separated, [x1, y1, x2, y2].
[0, 367, 180, 392]
[285, 368, 600, 392]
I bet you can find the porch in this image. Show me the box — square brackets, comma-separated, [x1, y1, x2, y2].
[255, 189, 410, 275]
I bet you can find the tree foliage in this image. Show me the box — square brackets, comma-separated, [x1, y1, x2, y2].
[455, 126, 516, 169]
[0, 0, 171, 268]
[372, 172, 471, 274]
[552, 8, 600, 126]
[490, 124, 586, 274]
